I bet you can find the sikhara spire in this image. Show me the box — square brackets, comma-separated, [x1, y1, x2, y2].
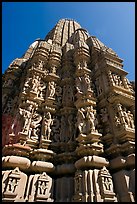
[2, 18, 135, 202]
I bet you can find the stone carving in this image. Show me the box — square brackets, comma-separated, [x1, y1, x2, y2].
[115, 104, 135, 129]
[112, 74, 123, 86]
[2, 167, 27, 202]
[77, 108, 86, 134]
[37, 81, 46, 99]
[127, 111, 135, 129]
[41, 112, 53, 140]
[75, 74, 92, 96]
[95, 78, 102, 96]
[76, 106, 98, 134]
[46, 81, 56, 99]
[107, 70, 115, 86]
[98, 166, 113, 192]
[51, 116, 60, 142]
[37, 60, 44, 70]
[19, 105, 34, 134]
[22, 77, 32, 94]
[86, 106, 98, 133]
[25, 172, 53, 202]
[2, 19, 135, 203]
[31, 75, 41, 93]
[108, 71, 124, 87]
[122, 107, 130, 127]
[74, 170, 83, 198]
[55, 86, 62, 106]
[29, 112, 42, 140]
[60, 115, 67, 142]
[37, 173, 50, 197]
[76, 77, 83, 94]
[62, 85, 74, 106]
[84, 73, 92, 92]
[100, 108, 109, 123]
[77, 60, 88, 70]
[50, 65, 57, 74]
[98, 166, 117, 201]
[68, 113, 76, 141]
[7, 177, 19, 193]
[114, 115, 121, 127]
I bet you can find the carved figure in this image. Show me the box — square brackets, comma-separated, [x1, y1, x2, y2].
[22, 77, 32, 94]
[50, 65, 57, 74]
[46, 81, 55, 98]
[100, 108, 109, 123]
[63, 85, 74, 105]
[29, 113, 42, 140]
[41, 112, 53, 140]
[84, 74, 92, 92]
[95, 78, 102, 95]
[19, 105, 33, 134]
[86, 106, 96, 132]
[7, 178, 19, 193]
[122, 107, 130, 127]
[37, 81, 46, 98]
[98, 166, 114, 193]
[77, 108, 86, 134]
[31, 75, 40, 93]
[38, 181, 48, 195]
[76, 77, 83, 94]
[108, 70, 115, 86]
[127, 110, 135, 129]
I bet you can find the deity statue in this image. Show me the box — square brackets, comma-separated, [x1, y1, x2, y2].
[37, 81, 46, 98]
[86, 106, 96, 133]
[46, 81, 55, 99]
[31, 75, 40, 93]
[29, 112, 42, 140]
[19, 104, 34, 134]
[41, 112, 53, 140]
[77, 108, 86, 134]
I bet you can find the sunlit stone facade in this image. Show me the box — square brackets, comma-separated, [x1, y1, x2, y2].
[2, 19, 135, 202]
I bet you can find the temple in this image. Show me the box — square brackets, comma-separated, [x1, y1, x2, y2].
[2, 19, 135, 202]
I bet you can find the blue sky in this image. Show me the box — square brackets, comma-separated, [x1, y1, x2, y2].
[2, 2, 135, 81]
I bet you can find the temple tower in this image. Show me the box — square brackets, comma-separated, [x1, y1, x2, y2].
[2, 19, 135, 202]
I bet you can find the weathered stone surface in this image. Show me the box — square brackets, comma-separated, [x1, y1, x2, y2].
[2, 18, 135, 202]
[2, 156, 31, 170]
